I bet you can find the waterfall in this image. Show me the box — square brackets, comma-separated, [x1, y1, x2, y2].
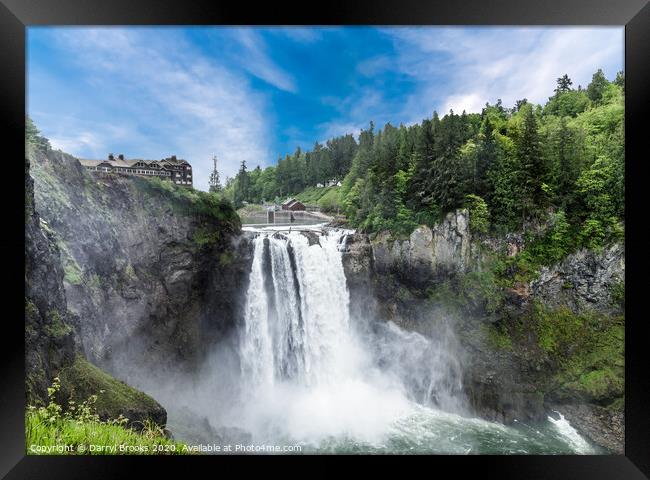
[240, 229, 354, 388]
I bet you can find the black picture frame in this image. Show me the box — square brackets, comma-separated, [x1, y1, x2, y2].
[2, 0, 648, 477]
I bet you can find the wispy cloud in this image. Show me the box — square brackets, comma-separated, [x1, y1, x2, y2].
[356, 56, 392, 77]
[32, 27, 275, 190]
[315, 89, 390, 142]
[382, 27, 623, 118]
[229, 29, 297, 93]
[311, 27, 622, 143]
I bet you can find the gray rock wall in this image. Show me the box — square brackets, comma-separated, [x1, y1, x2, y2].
[30, 149, 252, 386]
[25, 153, 76, 403]
[372, 210, 478, 289]
[531, 243, 624, 314]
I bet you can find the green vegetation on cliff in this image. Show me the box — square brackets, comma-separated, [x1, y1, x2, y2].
[422, 247, 624, 410]
[530, 304, 624, 406]
[137, 176, 240, 229]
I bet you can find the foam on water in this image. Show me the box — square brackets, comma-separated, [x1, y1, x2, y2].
[548, 411, 595, 454]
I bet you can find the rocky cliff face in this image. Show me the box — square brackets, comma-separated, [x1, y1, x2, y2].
[352, 210, 481, 332]
[340, 210, 625, 453]
[531, 243, 624, 314]
[25, 149, 167, 428]
[340, 233, 376, 322]
[25, 154, 76, 403]
[29, 148, 252, 394]
[372, 211, 478, 290]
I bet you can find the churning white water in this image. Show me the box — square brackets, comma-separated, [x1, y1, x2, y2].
[231, 225, 597, 454]
[547, 412, 595, 454]
[240, 229, 355, 387]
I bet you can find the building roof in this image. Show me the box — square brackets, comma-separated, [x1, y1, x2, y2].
[78, 157, 190, 169]
[284, 199, 305, 209]
[282, 198, 296, 206]
[78, 158, 139, 168]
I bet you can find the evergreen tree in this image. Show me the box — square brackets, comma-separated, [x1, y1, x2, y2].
[555, 74, 573, 94]
[233, 160, 249, 207]
[514, 98, 528, 112]
[614, 70, 625, 90]
[586, 68, 609, 105]
[216, 69, 623, 246]
[25, 115, 51, 151]
[474, 117, 499, 198]
[553, 117, 581, 210]
[516, 106, 547, 221]
[408, 116, 437, 211]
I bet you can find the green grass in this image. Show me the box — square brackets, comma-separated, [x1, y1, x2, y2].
[26, 376, 189, 455]
[294, 186, 335, 203]
[26, 411, 188, 455]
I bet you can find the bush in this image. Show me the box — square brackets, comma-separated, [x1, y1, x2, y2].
[465, 194, 490, 235]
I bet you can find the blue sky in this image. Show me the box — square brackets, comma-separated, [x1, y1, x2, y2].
[27, 26, 623, 191]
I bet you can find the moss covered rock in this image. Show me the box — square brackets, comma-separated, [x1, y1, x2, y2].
[57, 355, 166, 430]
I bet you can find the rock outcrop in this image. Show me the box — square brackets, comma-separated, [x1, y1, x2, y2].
[372, 210, 477, 290]
[340, 232, 376, 322]
[531, 243, 624, 314]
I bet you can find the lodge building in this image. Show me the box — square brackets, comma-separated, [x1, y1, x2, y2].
[78, 154, 193, 188]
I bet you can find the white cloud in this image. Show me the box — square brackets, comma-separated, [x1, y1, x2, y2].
[49, 131, 103, 156]
[442, 93, 486, 115]
[31, 27, 624, 189]
[229, 29, 297, 93]
[318, 27, 623, 142]
[357, 56, 392, 77]
[384, 27, 624, 118]
[43, 27, 275, 191]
